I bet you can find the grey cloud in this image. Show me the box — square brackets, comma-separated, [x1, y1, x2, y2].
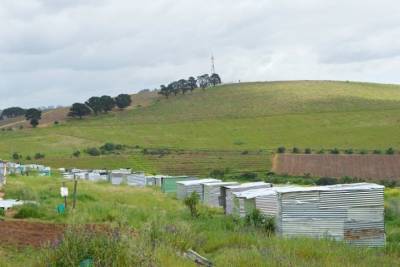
[1, 0, 400, 109]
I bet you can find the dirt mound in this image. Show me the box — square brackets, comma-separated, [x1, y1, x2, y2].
[0, 221, 64, 248]
[273, 154, 400, 180]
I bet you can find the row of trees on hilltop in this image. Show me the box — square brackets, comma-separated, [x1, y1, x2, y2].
[68, 94, 132, 119]
[0, 107, 42, 128]
[158, 73, 221, 98]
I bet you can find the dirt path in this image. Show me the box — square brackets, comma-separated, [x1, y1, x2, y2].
[0, 221, 64, 248]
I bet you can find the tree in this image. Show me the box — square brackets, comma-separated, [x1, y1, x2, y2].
[1, 107, 26, 120]
[168, 82, 180, 96]
[188, 77, 197, 92]
[25, 108, 42, 128]
[68, 103, 91, 119]
[197, 74, 210, 90]
[100, 95, 115, 113]
[210, 73, 222, 86]
[85, 96, 103, 115]
[115, 94, 132, 109]
[158, 85, 170, 98]
[177, 79, 190, 94]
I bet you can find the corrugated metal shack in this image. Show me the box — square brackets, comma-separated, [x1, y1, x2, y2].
[203, 182, 238, 208]
[232, 188, 275, 218]
[222, 182, 272, 215]
[176, 179, 221, 200]
[255, 183, 385, 247]
[110, 169, 132, 185]
[127, 173, 148, 187]
[161, 176, 194, 193]
[0, 160, 6, 186]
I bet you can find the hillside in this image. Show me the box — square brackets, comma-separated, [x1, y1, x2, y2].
[1, 80, 400, 176]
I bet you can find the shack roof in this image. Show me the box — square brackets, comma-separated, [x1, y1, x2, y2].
[202, 181, 239, 187]
[273, 183, 383, 194]
[223, 182, 271, 190]
[177, 178, 221, 186]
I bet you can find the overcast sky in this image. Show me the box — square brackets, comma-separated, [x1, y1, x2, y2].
[1, 0, 400, 109]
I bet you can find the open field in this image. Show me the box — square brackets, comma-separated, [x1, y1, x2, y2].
[273, 154, 400, 181]
[2, 81, 400, 176]
[0, 175, 399, 266]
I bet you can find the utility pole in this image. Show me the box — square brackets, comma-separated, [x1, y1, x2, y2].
[73, 179, 78, 209]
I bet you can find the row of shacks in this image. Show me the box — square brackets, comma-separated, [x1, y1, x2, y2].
[0, 161, 51, 186]
[20, 165, 387, 247]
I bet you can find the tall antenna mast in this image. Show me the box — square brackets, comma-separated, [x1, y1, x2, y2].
[211, 54, 216, 74]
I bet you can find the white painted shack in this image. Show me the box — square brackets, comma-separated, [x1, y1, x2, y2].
[110, 169, 132, 185]
[255, 183, 385, 247]
[203, 181, 239, 208]
[176, 179, 221, 200]
[221, 182, 272, 215]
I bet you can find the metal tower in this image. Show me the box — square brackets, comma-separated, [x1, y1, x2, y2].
[211, 54, 216, 74]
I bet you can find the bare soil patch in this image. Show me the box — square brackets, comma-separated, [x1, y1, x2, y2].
[273, 154, 400, 180]
[0, 221, 64, 248]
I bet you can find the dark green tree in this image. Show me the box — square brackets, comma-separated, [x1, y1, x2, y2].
[197, 74, 210, 90]
[210, 73, 222, 86]
[85, 96, 103, 115]
[25, 108, 42, 128]
[115, 94, 132, 109]
[188, 77, 197, 92]
[100, 95, 115, 112]
[158, 85, 171, 98]
[68, 103, 91, 119]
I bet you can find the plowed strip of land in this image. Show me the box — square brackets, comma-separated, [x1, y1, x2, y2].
[273, 154, 400, 180]
[0, 221, 64, 248]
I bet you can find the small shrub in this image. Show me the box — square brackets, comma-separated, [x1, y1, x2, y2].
[245, 209, 275, 235]
[317, 149, 325, 154]
[72, 150, 81, 157]
[344, 148, 353, 154]
[0, 208, 4, 217]
[330, 148, 340, 154]
[241, 150, 249, 155]
[34, 152, 45, 160]
[184, 192, 200, 218]
[292, 147, 300, 154]
[359, 150, 368, 154]
[85, 147, 101, 156]
[373, 149, 382, 154]
[12, 152, 21, 160]
[26, 155, 31, 160]
[277, 147, 286, 153]
[54, 121, 59, 125]
[386, 147, 395, 155]
[14, 203, 43, 219]
[240, 172, 258, 181]
[210, 169, 225, 178]
[304, 148, 312, 154]
[19, 125, 23, 130]
[316, 177, 338, 185]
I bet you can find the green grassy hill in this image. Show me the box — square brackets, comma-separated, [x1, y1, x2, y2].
[2, 80, 400, 176]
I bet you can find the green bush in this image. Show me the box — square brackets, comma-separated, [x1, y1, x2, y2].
[277, 147, 286, 153]
[72, 150, 81, 157]
[292, 147, 300, 154]
[34, 152, 45, 160]
[316, 177, 338, 185]
[344, 148, 353, 154]
[184, 192, 200, 218]
[317, 149, 325, 154]
[386, 147, 395, 155]
[0, 208, 4, 217]
[14, 203, 44, 219]
[240, 172, 258, 181]
[85, 147, 101, 156]
[373, 149, 382, 154]
[330, 148, 340, 154]
[245, 209, 275, 235]
[304, 148, 312, 154]
[209, 169, 226, 178]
